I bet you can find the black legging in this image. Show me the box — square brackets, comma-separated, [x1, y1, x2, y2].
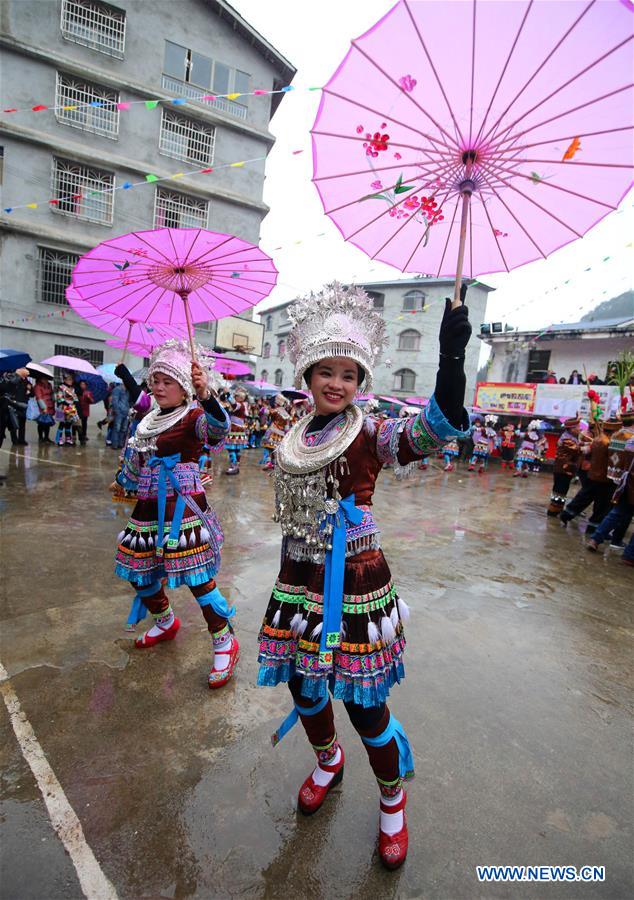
[37, 421, 51, 441]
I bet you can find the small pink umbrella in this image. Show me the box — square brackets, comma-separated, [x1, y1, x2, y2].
[355, 393, 375, 401]
[406, 395, 429, 406]
[312, 0, 634, 307]
[41, 354, 98, 375]
[67, 288, 185, 356]
[378, 395, 406, 405]
[209, 356, 252, 377]
[69, 228, 278, 357]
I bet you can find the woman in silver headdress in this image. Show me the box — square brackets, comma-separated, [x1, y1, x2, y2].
[257, 283, 472, 869]
[112, 341, 239, 689]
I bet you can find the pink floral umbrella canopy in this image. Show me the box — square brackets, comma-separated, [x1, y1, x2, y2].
[69, 228, 278, 354]
[312, 0, 634, 296]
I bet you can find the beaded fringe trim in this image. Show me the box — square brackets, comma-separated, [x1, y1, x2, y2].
[284, 533, 381, 564]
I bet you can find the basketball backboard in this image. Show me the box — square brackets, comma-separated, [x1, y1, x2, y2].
[215, 315, 264, 356]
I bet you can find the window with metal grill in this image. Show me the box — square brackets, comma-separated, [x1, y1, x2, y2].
[263, 342, 271, 359]
[60, 0, 126, 57]
[53, 344, 103, 381]
[154, 188, 208, 228]
[55, 72, 119, 138]
[159, 110, 215, 166]
[398, 329, 421, 351]
[394, 368, 416, 391]
[37, 247, 80, 305]
[274, 369, 283, 386]
[52, 158, 115, 225]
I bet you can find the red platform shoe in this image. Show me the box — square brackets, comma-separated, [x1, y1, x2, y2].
[297, 747, 345, 815]
[134, 616, 180, 648]
[208, 635, 240, 689]
[378, 791, 409, 870]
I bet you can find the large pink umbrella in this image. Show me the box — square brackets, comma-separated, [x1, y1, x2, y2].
[69, 228, 278, 356]
[312, 0, 634, 306]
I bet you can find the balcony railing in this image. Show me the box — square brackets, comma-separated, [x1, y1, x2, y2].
[161, 75, 248, 120]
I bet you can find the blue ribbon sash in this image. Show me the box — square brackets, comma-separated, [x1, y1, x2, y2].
[362, 715, 415, 780]
[272, 693, 330, 746]
[319, 493, 364, 666]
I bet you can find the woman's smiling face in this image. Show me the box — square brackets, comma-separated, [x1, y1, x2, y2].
[308, 357, 359, 415]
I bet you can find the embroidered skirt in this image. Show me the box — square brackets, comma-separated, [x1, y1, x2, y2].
[114, 493, 224, 588]
[226, 427, 249, 451]
[515, 445, 537, 463]
[257, 549, 406, 707]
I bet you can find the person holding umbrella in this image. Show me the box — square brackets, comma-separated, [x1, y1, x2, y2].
[113, 340, 238, 689]
[257, 283, 471, 869]
[32, 372, 55, 443]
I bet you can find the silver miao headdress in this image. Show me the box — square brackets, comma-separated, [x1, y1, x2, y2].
[288, 282, 387, 391]
[148, 340, 224, 401]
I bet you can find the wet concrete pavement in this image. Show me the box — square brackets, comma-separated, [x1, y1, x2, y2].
[1, 430, 632, 899]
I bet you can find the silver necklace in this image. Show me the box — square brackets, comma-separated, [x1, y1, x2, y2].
[129, 401, 192, 453]
[276, 404, 363, 474]
[274, 404, 363, 551]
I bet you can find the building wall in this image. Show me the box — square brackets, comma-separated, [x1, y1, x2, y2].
[0, 0, 288, 364]
[485, 334, 633, 384]
[254, 280, 492, 398]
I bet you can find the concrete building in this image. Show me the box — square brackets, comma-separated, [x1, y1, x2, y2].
[480, 316, 634, 384]
[0, 0, 295, 368]
[254, 278, 494, 400]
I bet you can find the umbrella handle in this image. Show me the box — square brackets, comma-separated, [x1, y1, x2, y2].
[119, 321, 132, 366]
[452, 158, 474, 309]
[179, 292, 197, 361]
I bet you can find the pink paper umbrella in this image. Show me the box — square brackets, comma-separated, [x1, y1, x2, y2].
[312, 0, 634, 306]
[41, 354, 98, 375]
[406, 395, 429, 406]
[208, 356, 252, 377]
[69, 228, 278, 357]
[67, 288, 186, 359]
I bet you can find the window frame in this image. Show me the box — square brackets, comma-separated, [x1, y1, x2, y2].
[60, 0, 126, 58]
[398, 329, 421, 351]
[51, 157, 115, 225]
[402, 290, 426, 312]
[55, 71, 120, 139]
[37, 246, 81, 306]
[153, 187, 208, 229]
[158, 109, 215, 166]
[393, 368, 416, 392]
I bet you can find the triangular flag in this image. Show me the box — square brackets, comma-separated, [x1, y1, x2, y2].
[32, 104, 48, 111]
[26, 203, 38, 209]
[230, 161, 245, 168]
[145, 100, 160, 110]
[171, 172, 184, 179]
[227, 93, 241, 100]
[117, 102, 131, 110]
[145, 174, 159, 182]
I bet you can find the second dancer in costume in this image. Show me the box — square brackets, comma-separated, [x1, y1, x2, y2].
[113, 341, 239, 689]
[257, 284, 471, 870]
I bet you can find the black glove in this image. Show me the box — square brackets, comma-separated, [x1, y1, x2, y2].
[439, 283, 472, 359]
[114, 363, 142, 404]
[434, 284, 471, 428]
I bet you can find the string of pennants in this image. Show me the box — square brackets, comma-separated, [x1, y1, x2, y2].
[1, 83, 315, 117]
[5, 238, 631, 331]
